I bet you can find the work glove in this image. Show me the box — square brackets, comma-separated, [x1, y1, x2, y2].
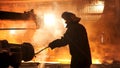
[48, 39, 60, 49]
[48, 42, 56, 49]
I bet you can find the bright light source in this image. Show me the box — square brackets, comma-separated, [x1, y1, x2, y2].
[84, 0, 104, 13]
[44, 13, 56, 27]
[92, 59, 101, 64]
[9, 30, 16, 34]
[94, 1, 104, 13]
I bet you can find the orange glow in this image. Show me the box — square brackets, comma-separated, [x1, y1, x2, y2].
[93, 1, 104, 13]
[1, 0, 120, 65]
[0, 19, 36, 43]
[92, 59, 101, 64]
[9, 30, 16, 34]
[0, 3, 102, 64]
[57, 59, 70, 64]
[83, 0, 104, 13]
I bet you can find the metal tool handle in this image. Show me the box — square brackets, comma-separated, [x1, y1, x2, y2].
[35, 46, 49, 55]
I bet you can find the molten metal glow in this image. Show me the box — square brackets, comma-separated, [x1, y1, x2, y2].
[92, 59, 101, 64]
[57, 59, 70, 64]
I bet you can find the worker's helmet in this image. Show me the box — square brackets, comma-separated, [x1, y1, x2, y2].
[61, 12, 81, 23]
[62, 12, 76, 20]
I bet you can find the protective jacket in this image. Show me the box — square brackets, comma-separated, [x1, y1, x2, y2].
[49, 20, 92, 68]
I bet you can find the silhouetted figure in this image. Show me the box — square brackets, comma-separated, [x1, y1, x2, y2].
[48, 12, 92, 68]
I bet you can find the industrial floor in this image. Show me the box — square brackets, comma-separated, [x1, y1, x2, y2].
[17, 62, 120, 68]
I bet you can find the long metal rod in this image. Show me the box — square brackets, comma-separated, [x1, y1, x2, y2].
[35, 46, 49, 55]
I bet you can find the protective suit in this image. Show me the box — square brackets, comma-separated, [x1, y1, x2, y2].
[49, 12, 92, 68]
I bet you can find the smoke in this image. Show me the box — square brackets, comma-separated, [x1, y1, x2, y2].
[0, 0, 101, 64]
[1, 0, 120, 64]
[0, 0, 69, 64]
